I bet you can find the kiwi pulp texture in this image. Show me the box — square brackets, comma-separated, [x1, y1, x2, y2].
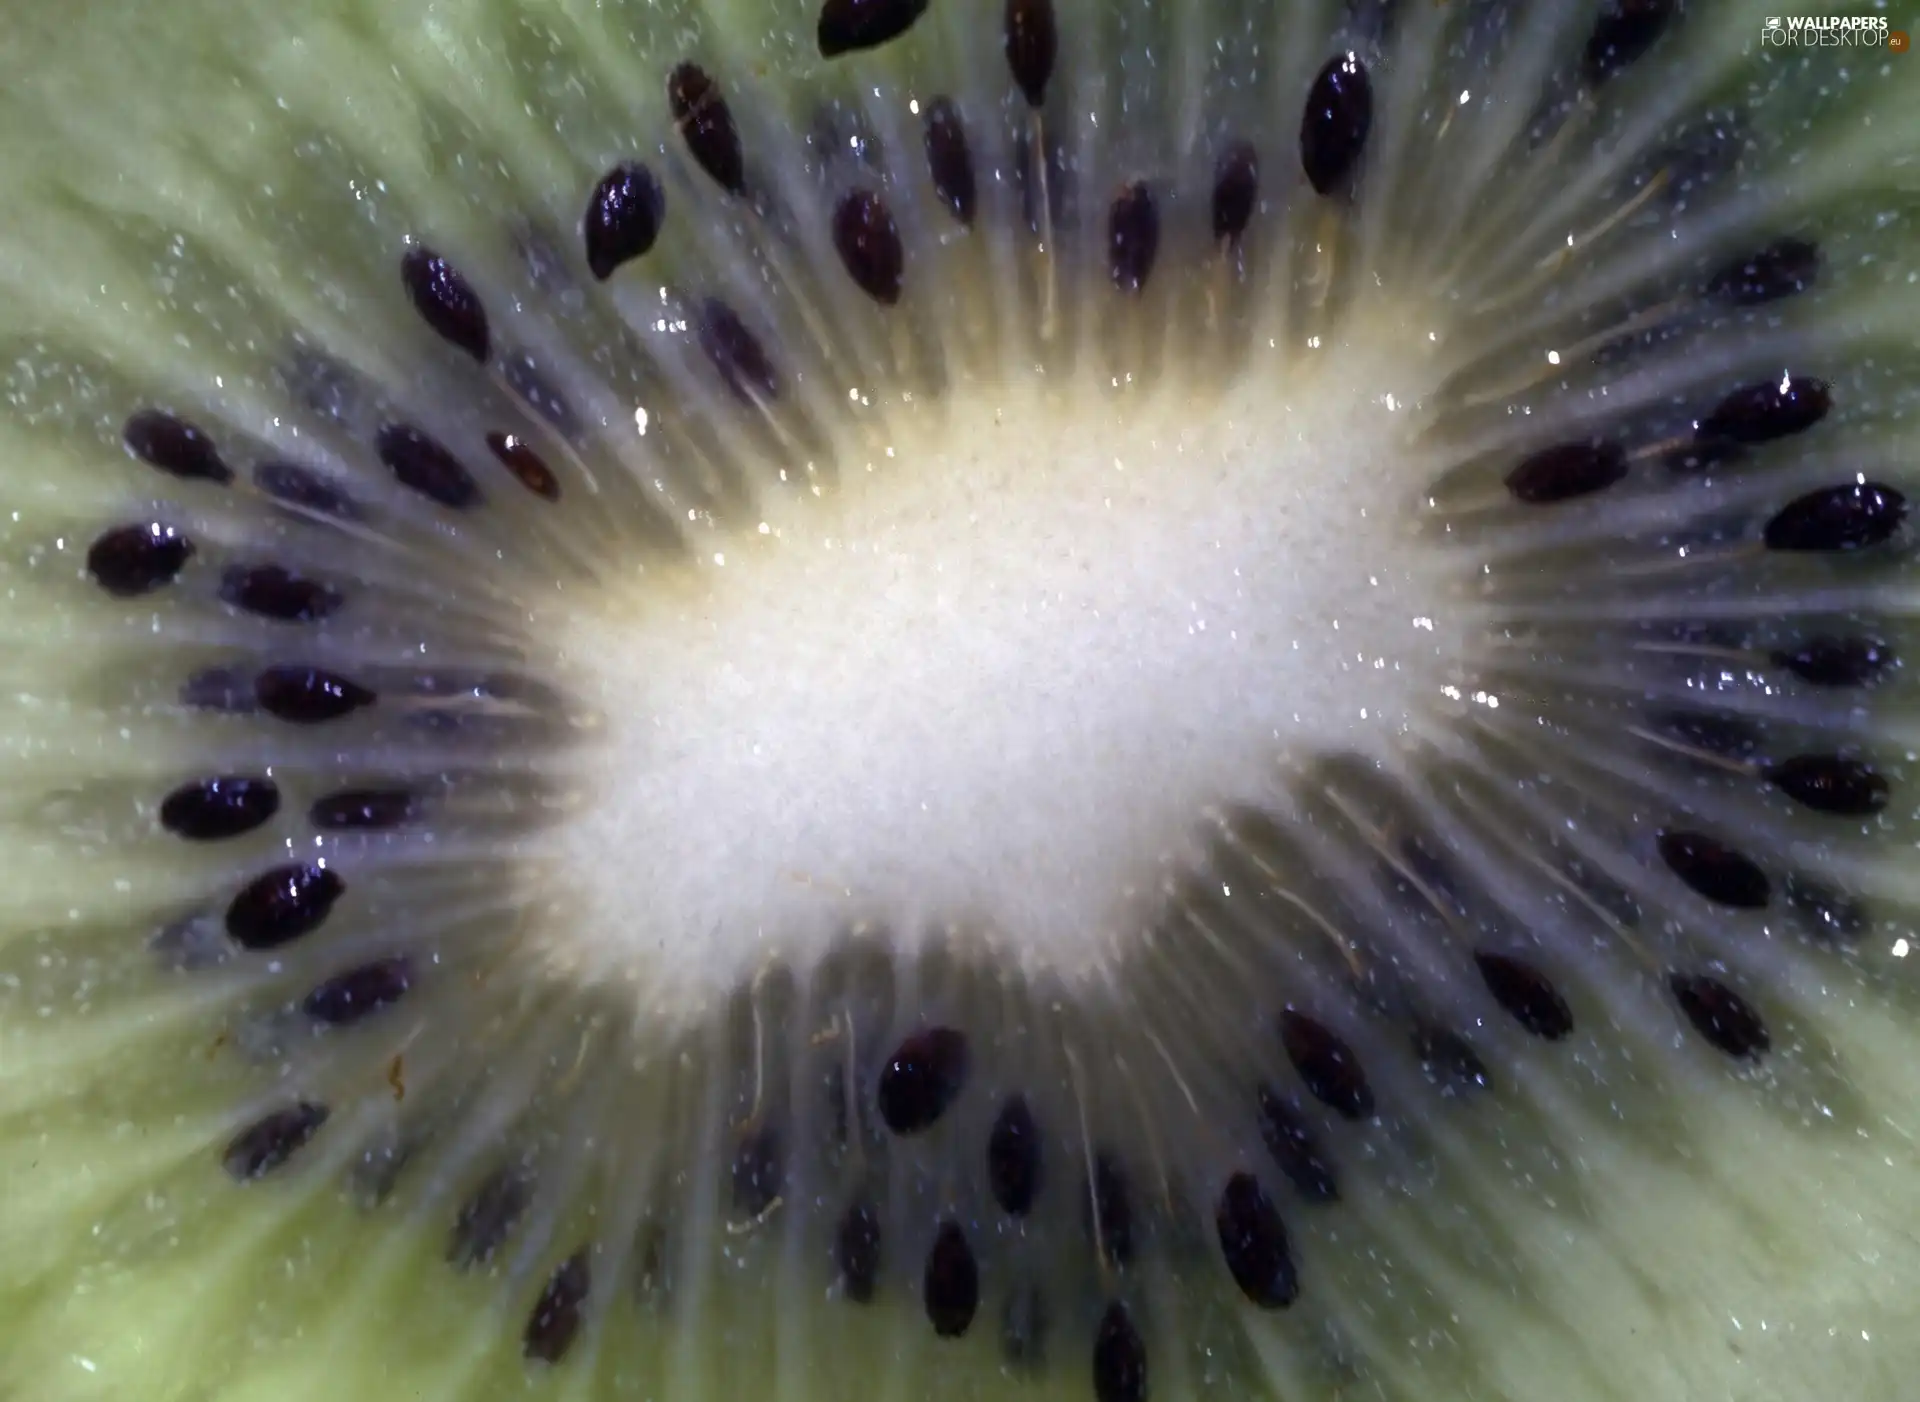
[2, 2, 1920, 1401]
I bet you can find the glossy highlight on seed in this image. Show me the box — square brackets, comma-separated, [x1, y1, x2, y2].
[1107, 181, 1159, 295]
[85, 522, 194, 597]
[1505, 440, 1629, 504]
[1696, 374, 1830, 445]
[1705, 236, 1820, 306]
[219, 563, 344, 624]
[523, 1250, 591, 1364]
[225, 862, 346, 950]
[1299, 52, 1372, 197]
[400, 246, 490, 363]
[254, 665, 376, 724]
[1092, 1300, 1148, 1402]
[1004, 0, 1057, 109]
[877, 1026, 969, 1134]
[485, 431, 561, 501]
[921, 98, 976, 227]
[304, 957, 413, 1026]
[1474, 952, 1574, 1040]
[1280, 1010, 1373, 1120]
[923, 1220, 979, 1337]
[1658, 830, 1770, 909]
[222, 1102, 329, 1181]
[1763, 482, 1907, 553]
[1767, 754, 1890, 818]
[817, 0, 930, 58]
[377, 423, 483, 509]
[584, 162, 666, 282]
[832, 190, 905, 306]
[159, 775, 280, 841]
[123, 408, 232, 483]
[668, 63, 746, 196]
[1212, 141, 1259, 243]
[1215, 1172, 1299, 1309]
[1669, 972, 1771, 1060]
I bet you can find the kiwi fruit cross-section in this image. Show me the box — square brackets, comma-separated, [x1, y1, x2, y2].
[2, 0, 1919, 1399]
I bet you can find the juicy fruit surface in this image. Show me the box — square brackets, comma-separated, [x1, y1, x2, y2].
[2, 2, 1920, 1402]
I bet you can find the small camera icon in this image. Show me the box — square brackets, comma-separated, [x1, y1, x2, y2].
[1764, 16, 1781, 29]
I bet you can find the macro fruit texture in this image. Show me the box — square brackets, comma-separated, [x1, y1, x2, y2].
[1, 2, 1918, 1401]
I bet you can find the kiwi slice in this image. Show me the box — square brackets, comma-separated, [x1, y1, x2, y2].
[3, 1, 1919, 1399]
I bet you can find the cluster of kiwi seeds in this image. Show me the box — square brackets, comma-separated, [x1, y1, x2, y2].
[3, 0, 1920, 1399]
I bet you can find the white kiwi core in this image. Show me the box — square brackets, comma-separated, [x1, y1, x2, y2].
[541, 322, 1471, 1016]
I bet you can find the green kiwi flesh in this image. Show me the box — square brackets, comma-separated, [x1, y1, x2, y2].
[3, 2, 1920, 1401]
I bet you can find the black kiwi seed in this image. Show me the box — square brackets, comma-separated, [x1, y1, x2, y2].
[1581, 0, 1676, 87]
[310, 787, 416, 831]
[221, 1102, 329, 1181]
[218, 563, 344, 624]
[1763, 482, 1908, 554]
[1705, 237, 1820, 306]
[1412, 1025, 1492, 1092]
[1211, 141, 1259, 244]
[85, 522, 194, 597]
[1657, 830, 1770, 909]
[399, 247, 489, 363]
[1279, 1009, 1374, 1120]
[523, 1249, 592, 1364]
[448, 1166, 533, 1270]
[1091, 1300, 1148, 1402]
[1214, 1172, 1299, 1309]
[834, 1197, 883, 1302]
[303, 957, 414, 1026]
[1766, 754, 1891, 818]
[158, 775, 280, 841]
[1004, 0, 1057, 109]
[583, 162, 666, 281]
[1505, 440, 1630, 504]
[225, 862, 346, 950]
[1299, 52, 1373, 197]
[730, 1123, 784, 1218]
[1473, 952, 1575, 1040]
[1772, 635, 1894, 688]
[921, 97, 976, 228]
[831, 190, 905, 306]
[1001, 1279, 1048, 1368]
[123, 408, 232, 484]
[986, 1092, 1042, 1215]
[1695, 374, 1830, 445]
[667, 63, 746, 196]
[877, 1026, 970, 1134]
[816, 0, 930, 58]
[1087, 1151, 1136, 1268]
[1107, 181, 1159, 295]
[1669, 972, 1771, 1060]
[1254, 1083, 1339, 1203]
[254, 665, 376, 724]
[922, 1220, 979, 1338]
[253, 460, 361, 520]
[699, 298, 781, 403]
[375, 423, 483, 510]
[484, 431, 561, 502]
